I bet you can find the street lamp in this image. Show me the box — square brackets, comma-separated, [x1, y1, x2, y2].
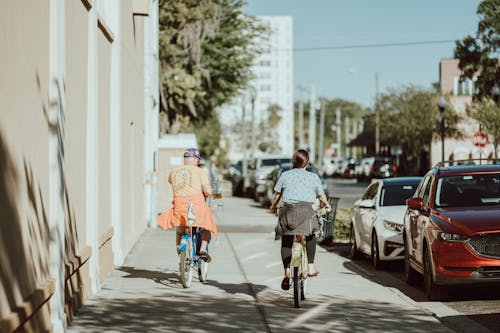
[438, 96, 447, 162]
[249, 86, 257, 161]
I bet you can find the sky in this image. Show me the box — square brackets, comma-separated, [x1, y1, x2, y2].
[244, 0, 482, 108]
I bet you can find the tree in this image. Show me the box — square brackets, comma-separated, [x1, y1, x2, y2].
[454, 0, 499, 100]
[378, 86, 461, 175]
[159, 0, 264, 133]
[468, 99, 500, 159]
[257, 104, 282, 153]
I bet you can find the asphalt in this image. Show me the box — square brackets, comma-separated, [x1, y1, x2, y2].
[68, 196, 476, 333]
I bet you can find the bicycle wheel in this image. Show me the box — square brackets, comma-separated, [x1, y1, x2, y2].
[179, 237, 193, 288]
[198, 259, 208, 283]
[293, 266, 301, 308]
[301, 247, 308, 300]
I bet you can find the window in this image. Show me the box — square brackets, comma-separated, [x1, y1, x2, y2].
[259, 60, 271, 67]
[362, 183, 379, 200]
[453, 77, 475, 96]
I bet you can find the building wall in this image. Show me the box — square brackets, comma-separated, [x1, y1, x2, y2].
[0, 0, 156, 331]
[432, 59, 489, 167]
[120, 1, 147, 258]
[0, 1, 53, 332]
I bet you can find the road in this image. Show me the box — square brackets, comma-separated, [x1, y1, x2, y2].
[68, 179, 499, 332]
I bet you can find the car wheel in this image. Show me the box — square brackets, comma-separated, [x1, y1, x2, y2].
[350, 224, 361, 260]
[423, 247, 447, 301]
[371, 232, 382, 270]
[404, 236, 420, 286]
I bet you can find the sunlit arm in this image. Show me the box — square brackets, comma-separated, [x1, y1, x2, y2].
[269, 191, 282, 216]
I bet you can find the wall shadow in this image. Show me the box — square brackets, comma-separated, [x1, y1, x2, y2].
[0, 130, 52, 332]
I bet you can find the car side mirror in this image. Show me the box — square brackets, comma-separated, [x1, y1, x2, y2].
[359, 199, 375, 209]
[406, 197, 423, 210]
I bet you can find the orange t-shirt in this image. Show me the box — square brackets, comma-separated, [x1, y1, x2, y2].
[168, 165, 210, 196]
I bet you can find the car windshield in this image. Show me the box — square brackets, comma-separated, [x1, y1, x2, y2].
[262, 158, 290, 167]
[435, 173, 500, 207]
[380, 184, 418, 206]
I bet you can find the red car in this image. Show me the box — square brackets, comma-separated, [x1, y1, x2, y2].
[403, 162, 500, 300]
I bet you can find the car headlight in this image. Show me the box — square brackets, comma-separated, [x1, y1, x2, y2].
[383, 220, 403, 233]
[437, 232, 468, 242]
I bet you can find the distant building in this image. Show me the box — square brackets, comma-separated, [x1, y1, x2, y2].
[218, 16, 294, 161]
[430, 59, 490, 166]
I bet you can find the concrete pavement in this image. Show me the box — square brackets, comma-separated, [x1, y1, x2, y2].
[69, 196, 461, 333]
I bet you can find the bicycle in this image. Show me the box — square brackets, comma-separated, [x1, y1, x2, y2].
[290, 206, 330, 308]
[178, 201, 209, 288]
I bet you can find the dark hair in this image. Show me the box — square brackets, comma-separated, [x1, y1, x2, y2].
[292, 149, 309, 168]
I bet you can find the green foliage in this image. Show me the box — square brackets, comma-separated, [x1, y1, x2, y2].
[159, 0, 265, 132]
[468, 99, 500, 158]
[257, 104, 282, 153]
[377, 86, 461, 174]
[454, 0, 500, 100]
[179, 116, 228, 166]
[294, 98, 369, 157]
[333, 208, 352, 241]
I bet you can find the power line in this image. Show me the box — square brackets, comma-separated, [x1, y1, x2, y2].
[281, 39, 457, 52]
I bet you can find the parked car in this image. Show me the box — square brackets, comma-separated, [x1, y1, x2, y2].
[227, 160, 244, 196]
[259, 162, 329, 207]
[370, 157, 397, 179]
[249, 155, 291, 200]
[350, 177, 421, 269]
[322, 157, 343, 177]
[403, 162, 500, 300]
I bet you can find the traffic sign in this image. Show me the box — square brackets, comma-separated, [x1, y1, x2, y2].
[473, 131, 488, 147]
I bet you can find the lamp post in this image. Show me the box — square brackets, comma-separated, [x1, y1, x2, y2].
[249, 86, 257, 161]
[438, 96, 447, 162]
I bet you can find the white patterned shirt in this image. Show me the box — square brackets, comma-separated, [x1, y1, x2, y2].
[274, 168, 324, 204]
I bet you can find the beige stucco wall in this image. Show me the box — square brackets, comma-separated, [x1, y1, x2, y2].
[120, 1, 147, 257]
[65, 0, 89, 258]
[98, 30, 112, 237]
[0, 1, 52, 331]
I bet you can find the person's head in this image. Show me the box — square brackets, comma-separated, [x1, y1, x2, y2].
[292, 149, 309, 169]
[183, 148, 201, 166]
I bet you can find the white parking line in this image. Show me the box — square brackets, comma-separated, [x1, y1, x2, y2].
[265, 261, 282, 269]
[286, 301, 334, 328]
[242, 252, 267, 262]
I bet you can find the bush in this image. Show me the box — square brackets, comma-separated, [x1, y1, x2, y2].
[333, 208, 352, 241]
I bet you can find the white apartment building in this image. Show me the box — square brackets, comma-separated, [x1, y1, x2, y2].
[218, 16, 294, 161]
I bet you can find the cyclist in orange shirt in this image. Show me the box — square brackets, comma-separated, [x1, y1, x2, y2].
[157, 148, 217, 262]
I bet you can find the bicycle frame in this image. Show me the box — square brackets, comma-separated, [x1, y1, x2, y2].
[179, 226, 208, 287]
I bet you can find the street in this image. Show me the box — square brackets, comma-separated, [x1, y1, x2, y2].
[68, 179, 499, 332]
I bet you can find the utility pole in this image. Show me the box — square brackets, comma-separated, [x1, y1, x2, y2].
[241, 96, 248, 190]
[249, 88, 257, 161]
[345, 116, 350, 157]
[336, 108, 342, 159]
[318, 101, 325, 169]
[298, 100, 304, 148]
[375, 72, 380, 155]
[308, 83, 316, 163]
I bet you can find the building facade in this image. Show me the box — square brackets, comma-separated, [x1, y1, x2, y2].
[218, 16, 294, 161]
[430, 58, 492, 166]
[0, 0, 158, 331]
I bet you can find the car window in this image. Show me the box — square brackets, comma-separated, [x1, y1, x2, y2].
[261, 158, 290, 167]
[422, 175, 434, 208]
[362, 183, 379, 200]
[435, 173, 500, 207]
[380, 183, 419, 206]
[415, 174, 431, 198]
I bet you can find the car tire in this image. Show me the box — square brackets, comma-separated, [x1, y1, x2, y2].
[404, 236, 420, 286]
[424, 247, 447, 301]
[371, 232, 383, 270]
[350, 224, 361, 260]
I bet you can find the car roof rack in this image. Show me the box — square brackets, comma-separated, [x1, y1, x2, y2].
[434, 159, 500, 168]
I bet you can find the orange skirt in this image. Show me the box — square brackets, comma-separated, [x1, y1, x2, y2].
[157, 193, 218, 237]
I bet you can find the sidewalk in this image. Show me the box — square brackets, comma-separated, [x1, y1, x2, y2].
[69, 196, 460, 333]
